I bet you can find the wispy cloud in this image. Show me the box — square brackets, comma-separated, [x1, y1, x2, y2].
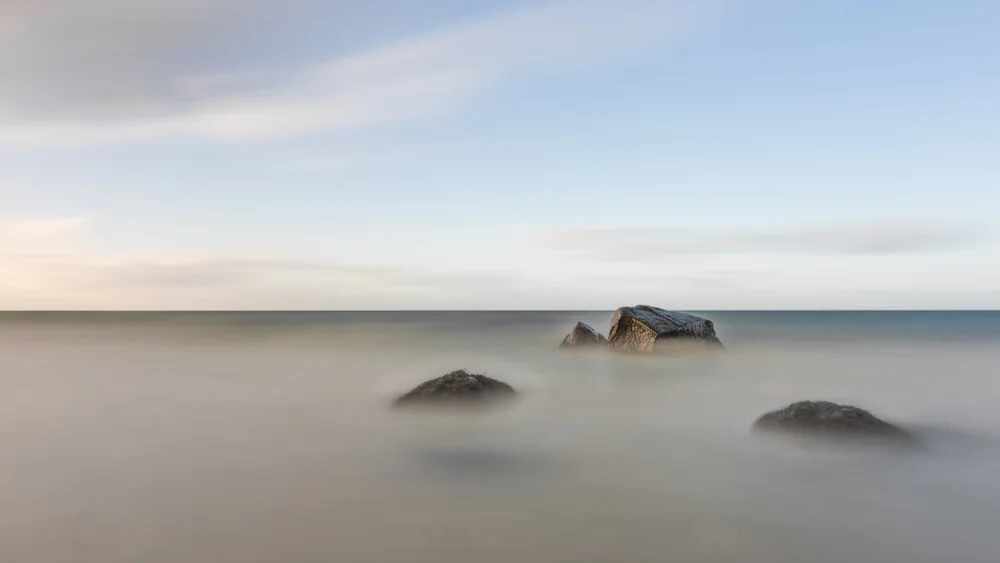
[544, 223, 983, 260]
[0, 217, 90, 253]
[0, 0, 726, 149]
[2, 218, 997, 310]
[0, 217, 541, 309]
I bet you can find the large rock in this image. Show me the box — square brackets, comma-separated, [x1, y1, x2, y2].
[606, 305, 723, 353]
[560, 321, 607, 349]
[393, 369, 517, 408]
[753, 401, 913, 442]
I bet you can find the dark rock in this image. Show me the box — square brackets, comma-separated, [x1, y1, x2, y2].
[606, 305, 723, 353]
[394, 369, 517, 408]
[753, 400, 914, 442]
[560, 321, 607, 349]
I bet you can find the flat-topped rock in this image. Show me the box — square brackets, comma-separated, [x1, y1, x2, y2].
[607, 305, 723, 353]
[560, 321, 607, 349]
[754, 400, 914, 442]
[393, 369, 517, 408]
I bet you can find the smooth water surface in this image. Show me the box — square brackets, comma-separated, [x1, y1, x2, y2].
[1, 311, 999, 563]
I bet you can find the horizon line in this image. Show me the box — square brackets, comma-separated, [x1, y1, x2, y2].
[1, 309, 998, 313]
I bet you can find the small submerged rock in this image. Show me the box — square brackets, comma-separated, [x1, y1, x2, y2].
[559, 321, 607, 349]
[393, 369, 517, 408]
[753, 400, 914, 443]
[607, 305, 723, 353]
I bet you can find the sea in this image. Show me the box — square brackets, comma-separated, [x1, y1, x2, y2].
[1, 310, 999, 563]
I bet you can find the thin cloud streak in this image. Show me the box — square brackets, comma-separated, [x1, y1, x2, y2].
[0, 217, 90, 253]
[5, 218, 994, 310]
[545, 223, 983, 260]
[0, 218, 540, 308]
[0, 0, 726, 148]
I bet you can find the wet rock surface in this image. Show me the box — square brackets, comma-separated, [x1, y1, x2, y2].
[394, 369, 517, 408]
[607, 305, 723, 353]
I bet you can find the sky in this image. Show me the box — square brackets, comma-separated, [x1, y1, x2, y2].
[1, 0, 998, 310]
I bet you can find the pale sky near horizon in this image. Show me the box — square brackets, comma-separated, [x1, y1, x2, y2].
[1, 0, 998, 310]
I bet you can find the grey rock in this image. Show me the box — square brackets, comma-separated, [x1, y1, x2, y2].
[394, 369, 517, 408]
[606, 305, 723, 353]
[753, 400, 913, 442]
[560, 321, 608, 349]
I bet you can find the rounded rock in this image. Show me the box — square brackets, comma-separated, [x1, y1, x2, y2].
[559, 321, 608, 349]
[393, 369, 517, 408]
[753, 400, 913, 442]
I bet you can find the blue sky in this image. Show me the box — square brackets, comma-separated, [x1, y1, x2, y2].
[1, 0, 998, 309]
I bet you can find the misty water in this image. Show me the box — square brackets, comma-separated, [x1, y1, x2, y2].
[2, 311, 999, 563]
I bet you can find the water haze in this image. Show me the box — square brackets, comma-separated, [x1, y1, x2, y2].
[1, 311, 999, 563]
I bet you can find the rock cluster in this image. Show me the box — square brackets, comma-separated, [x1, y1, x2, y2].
[391, 314, 919, 449]
[559, 305, 723, 353]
